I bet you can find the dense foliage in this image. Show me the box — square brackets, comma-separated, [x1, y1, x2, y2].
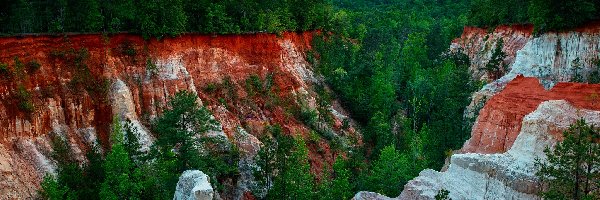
[40, 91, 239, 200]
[312, 1, 477, 196]
[468, 0, 600, 32]
[535, 119, 600, 200]
[0, 0, 331, 38]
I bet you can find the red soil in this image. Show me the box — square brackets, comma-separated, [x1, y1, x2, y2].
[463, 75, 600, 154]
[0, 32, 314, 145]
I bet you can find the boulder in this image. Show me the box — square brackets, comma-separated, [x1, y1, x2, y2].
[353, 191, 396, 200]
[173, 170, 214, 200]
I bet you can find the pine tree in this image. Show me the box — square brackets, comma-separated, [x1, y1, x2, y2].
[535, 119, 600, 200]
[152, 90, 219, 171]
[318, 156, 352, 200]
[268, 137, 314, 199]
[99, 118, 141, 199]
[367, 145, 412, 197]
[481, 39, 507, 80]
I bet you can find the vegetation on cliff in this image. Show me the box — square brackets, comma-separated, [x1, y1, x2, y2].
[535, 119, 600, 200]
[40, 91, 240, 200]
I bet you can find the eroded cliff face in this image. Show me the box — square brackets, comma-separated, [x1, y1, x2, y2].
[454, 23, 600, 122]
[355, 24, 600, 200]
[397, 24, 600, 199]
[0, 33, 357, 199]
[463, 76, 600, 154]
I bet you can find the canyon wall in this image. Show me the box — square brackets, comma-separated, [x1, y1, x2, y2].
[0, 32, 356, 199]
[355, 23, 600, 200]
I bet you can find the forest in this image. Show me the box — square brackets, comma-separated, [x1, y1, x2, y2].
[2, 0, 599, 199]
[0, 0, 331, 38]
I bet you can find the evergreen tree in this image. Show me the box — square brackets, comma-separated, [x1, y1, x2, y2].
[366, 145, 412, 197]
[99, 118, 142, 199]
[152, 90, 219, 171]
[267, 137, 314, 199]
[481, 39, 507, 80]
[48, 134, 85, 199]
[318, 156, 353, 200]
[122, 119, 143, 164]
[535, 119, 600, 200]
[253, 125, 282, 198]
[66, 0, 103, 32]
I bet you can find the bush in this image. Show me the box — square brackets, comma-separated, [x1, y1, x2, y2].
[16, 84, 34, 113]
[204, 83, 218, 93]
[27, 60, 41, 73]
[146, 58, 158, 77]
[119, 40, 137, 57]
[0, 62, 11, 78]
[13, 56, 25, 80]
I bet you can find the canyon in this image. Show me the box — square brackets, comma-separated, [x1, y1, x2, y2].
[0, 32, 357, 199]
[355, 23, 600, 199]
[2, 21, 600, 200]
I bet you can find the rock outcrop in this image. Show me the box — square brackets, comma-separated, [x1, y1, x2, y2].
[174, 170, 214, 200]
[463, 76, 600, 154]
[455, 23, 600, 120]
[356, 23, 600, 200]
[395, 23, 600, 199]
[451, 24, 533, 81]
[0, 32, 357, 199]
[399, 100, 600, 200]
[367, 100, 600, 200]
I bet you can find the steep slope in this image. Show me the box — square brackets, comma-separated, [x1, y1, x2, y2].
[397, 24, 600, 199]
[0, 33, 356, 199]
[355, 23, 600, 200]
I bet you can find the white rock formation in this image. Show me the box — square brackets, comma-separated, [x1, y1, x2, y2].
[353, 191, 396, 200]
[465, 30, 600, 118]
[394, 100, 600, 200]
[174, 170, 214, 200]
[111, 79, 154, 152]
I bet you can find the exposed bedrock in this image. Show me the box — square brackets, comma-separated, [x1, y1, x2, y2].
[0, 32, 357, 199]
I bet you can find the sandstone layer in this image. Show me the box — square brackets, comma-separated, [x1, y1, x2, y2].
[463, 76, 600, 153]
[366, 100, 600, 200]
[0, 33, 356, 199]
[454, 23, 600, 120]
[357, 23, 600, 200]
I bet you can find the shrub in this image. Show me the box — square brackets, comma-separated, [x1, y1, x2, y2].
[146, 58, 158, 77]
[27, 60, 41, 73]
[0, 62, 11, 78]
[13, 56, 25, 80]
[204, 83, 218, 93]
[119, 40, 137, 57]
[245, 74, 263, 97]
[16, 84, 34, 113]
